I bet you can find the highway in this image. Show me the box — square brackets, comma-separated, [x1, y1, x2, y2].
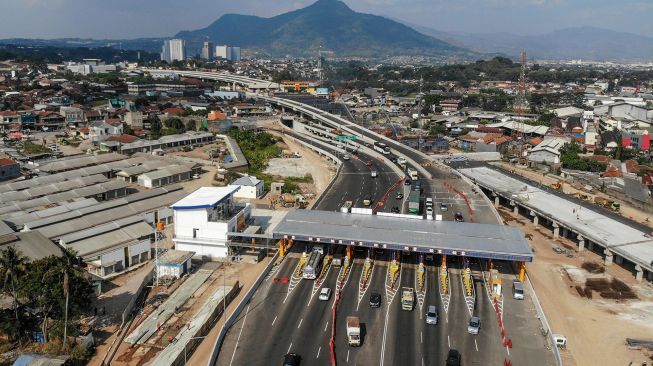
[139, 70, 556, 366]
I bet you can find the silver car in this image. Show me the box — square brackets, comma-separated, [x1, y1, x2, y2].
[467, 316, 480, 334]
[426, 305, 438, 325]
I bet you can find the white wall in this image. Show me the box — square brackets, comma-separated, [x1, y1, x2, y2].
[234, 185, 258, 199]
[175, 241, 228, 260]
[100, 248, 124, 269]
[129, 240, 150, 260]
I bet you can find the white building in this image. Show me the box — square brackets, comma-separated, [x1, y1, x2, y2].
[231, 176, 264, 199]
[89, 121, 123, 144]
[201, 41, 215, 60]
[161, 39, 186, 63]
[171, 186, 251, 260]
[527, 136, 570, 171]
[215, 45, 241, 62]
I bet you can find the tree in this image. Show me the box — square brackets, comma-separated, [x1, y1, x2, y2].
[20, 254, 93, 343]
[0, 246, 28, 341]
[148, 115, 162, 139]
[186, 119, 197, 132]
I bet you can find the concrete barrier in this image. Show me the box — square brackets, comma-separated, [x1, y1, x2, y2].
[206, 252, 281, 366]
[525, 274, 563, 366]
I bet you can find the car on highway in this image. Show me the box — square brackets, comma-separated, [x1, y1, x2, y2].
[404, 179, 411, 186]
[468, 316, 481, 334]
[371, 170, 378, 178]
[425, 197, 433, 207]
[425, 206, 434, 218]
[454, 212, 464, 222]
[395, 191, 403, 200]
[391, 206, 400, 213]
[369, 292, 381, 308]
[426, 305, 438, 325]
[445, 349, 461, 366]
[363, 196, 372, 206]
[398, 157, 407, 165]
[440, 203, 448, 211]
[342, 154, 351, 160]
[319, 287, 332, 301]
[283, 352, 301, 366]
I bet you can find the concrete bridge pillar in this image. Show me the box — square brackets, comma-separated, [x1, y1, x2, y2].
[576, 235, 584, 252]
[494, 195, 500, 208]
[513, 204, 519, 215]
[530, 211, 539, 226]
[552, 222, 560, 239]
[604, 249, 613, 266]
[635, 265, 643, 282]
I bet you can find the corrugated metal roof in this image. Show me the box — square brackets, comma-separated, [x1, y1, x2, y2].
[1, 231, 62, 260]
[38, 153, 126, 173]
[63, 221, 153, 258]
[138, 165, 191, 181]
[272, 210, 533, 261]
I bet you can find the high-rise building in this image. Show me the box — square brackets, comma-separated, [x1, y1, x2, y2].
[201, 41, 215, 60]
[161, 39, 186, 63]
[215, 45, 241, 62]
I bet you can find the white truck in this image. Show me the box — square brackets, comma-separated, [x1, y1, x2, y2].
[401, 287, 415, 311]
[346, 316, 361, 346]
[407, 168, 418, 181]
[340, 201, 353, 213]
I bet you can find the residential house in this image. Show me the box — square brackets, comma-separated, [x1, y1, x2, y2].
[37, 111, 65, 131]
[0, 158, 20, 180]
[171, 186, 252, 259]
[527, 136, 569, 171]
[231, 175, 264, 199]
[60, 106, 85, 127]
[622, 130, 651, 151]
[89, 121, 123, 145]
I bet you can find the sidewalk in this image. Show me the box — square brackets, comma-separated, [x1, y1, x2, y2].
[186, 256, 273, 365]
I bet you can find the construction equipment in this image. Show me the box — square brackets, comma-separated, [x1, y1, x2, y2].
[281, 193, 307, 208]
[550, 182, 563, 191]
[594, 197, 620, 211]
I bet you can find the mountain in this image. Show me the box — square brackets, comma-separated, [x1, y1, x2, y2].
[175, 0, 467, 58]
[398, 23, 653, 62]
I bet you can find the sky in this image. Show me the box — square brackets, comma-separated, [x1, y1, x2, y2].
[0, 0, 651, 39]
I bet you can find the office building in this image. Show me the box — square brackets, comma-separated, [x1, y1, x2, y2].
[201, 40, 215, 60]
[161, 39, 186, 63]
[215, 45, 241, 62]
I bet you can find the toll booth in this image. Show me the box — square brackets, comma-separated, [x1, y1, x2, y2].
[490, 269, 502, 299]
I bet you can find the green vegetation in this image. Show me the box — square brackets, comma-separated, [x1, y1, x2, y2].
[22, 141, 51, 155]
[0, 247, 93, 360]
[560, 142, 607, 172]
[227, 128, 282, 189]
[282, 174, 314, 193]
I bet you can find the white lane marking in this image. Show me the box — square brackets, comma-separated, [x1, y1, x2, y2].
[475, 339, 479, 352]
[506, 346, 510, 356]
[420, 331, 423, 344]
[324, 321, 329, 332]
[229, 305, 250, 366]
[447, 335, 451, 348]
[287, 342, 293, 353]
[317, 346, 322, 359]
[271, 315, 278, 326]
[422, 357, 424, 366]
[297, 318, 303, 329]
[347, 350, 350, 363]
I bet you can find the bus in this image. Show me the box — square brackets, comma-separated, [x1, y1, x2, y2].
[373, 142, 391, 155]
[408, 190, 421, 215]
[303, 250, 324, 280]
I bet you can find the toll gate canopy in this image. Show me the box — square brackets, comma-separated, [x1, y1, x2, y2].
[272, 210, 533, 262]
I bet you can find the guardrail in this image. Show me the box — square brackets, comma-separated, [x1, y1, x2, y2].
[206, 252, 281, 366]
[525, 273, 563, 366]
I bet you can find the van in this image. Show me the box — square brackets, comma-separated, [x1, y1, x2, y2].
[513, 281, 524, 300]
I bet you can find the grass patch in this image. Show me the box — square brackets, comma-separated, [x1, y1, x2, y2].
[282, 174, 313, 193]
[22, 141, 51, 155]
[227, 128, 282, 190]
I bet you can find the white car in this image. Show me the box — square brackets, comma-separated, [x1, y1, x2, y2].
[426, 206, 434, 218]
[342, 154, 351, 160]
[319, 287, 332, 301]
[425, 197, 433, 207]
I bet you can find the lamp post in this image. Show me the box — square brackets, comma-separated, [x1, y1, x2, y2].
[184, 336, 207, 364]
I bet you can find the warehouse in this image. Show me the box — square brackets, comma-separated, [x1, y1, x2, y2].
[58, 215, 154, 277]
[137, 165, 193, 188]
[118, 132, 214, 155]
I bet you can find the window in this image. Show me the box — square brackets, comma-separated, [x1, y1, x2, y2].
[193, 228, 199, 238]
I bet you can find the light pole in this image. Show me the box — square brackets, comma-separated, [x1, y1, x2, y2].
[184, 336, 207, 364]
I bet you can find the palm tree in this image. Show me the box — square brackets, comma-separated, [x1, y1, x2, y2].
[59, 248, 79, 351]
[0, 246, 28, 339]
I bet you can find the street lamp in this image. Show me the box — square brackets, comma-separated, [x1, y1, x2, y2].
[184, 336, 207, 365]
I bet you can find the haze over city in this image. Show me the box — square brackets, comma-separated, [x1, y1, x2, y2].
[1, 0, 651, 38]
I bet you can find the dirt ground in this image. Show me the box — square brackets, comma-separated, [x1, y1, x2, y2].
[498, 206, 653, 366]
[266, 130, 337, 196]
[496, 161, 653, 229]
